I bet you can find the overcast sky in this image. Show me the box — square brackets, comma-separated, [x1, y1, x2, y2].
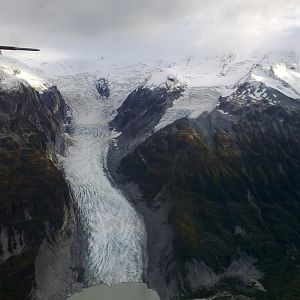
[1, 0, 299, 59]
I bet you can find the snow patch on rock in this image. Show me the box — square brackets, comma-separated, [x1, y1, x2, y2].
[0, 55, 49, 92]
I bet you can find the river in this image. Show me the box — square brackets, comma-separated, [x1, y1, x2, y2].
[69, 283, 159, 300]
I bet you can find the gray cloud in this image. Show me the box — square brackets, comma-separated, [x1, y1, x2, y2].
[0, 0, 299, 59]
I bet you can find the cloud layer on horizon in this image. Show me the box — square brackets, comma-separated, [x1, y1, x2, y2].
[1, 0, 299, 59]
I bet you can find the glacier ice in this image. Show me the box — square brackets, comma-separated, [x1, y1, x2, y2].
[53, 73, 147, 285]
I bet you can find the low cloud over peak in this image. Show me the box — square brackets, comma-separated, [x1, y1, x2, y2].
[1, 0, 299, 59]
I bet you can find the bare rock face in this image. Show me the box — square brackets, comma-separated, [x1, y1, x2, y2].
[110, 85, 184, 139]
[108, 85, 185, 179]
[110, 82, 300, 299]
[0, 84, 75, 299]
[96, 78, 110, 98]
[41, 86, 70, 126]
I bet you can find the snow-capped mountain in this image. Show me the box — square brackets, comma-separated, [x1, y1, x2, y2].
[0, 55, 49, 92]
[4, 50, 299, 119]
[148, 51, 300, 130]
[106, 51, 300, 300]
[0, 56, 74, 299]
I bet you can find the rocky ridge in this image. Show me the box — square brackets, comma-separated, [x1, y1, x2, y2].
[0, 63, 76, 299]
[108, 52, 300, 300]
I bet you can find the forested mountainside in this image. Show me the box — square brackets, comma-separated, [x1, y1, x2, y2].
[109, 55, 300, 300]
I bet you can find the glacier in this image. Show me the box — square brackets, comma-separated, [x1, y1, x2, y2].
[0, 55, 156, 286]
[51, 72, 148, 285]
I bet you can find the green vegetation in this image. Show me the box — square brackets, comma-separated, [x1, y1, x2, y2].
[120, 106, 300, 299]
[0, 138, 71, 299]
[0, 86, 70, 299]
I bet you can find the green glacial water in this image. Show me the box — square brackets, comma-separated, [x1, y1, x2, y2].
[69, 283, 160, 300]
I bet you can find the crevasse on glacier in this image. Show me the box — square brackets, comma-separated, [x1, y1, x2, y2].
[54, 72, 146, 285]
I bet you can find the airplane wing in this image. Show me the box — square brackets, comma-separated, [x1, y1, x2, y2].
[0, 46, 40, 51]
